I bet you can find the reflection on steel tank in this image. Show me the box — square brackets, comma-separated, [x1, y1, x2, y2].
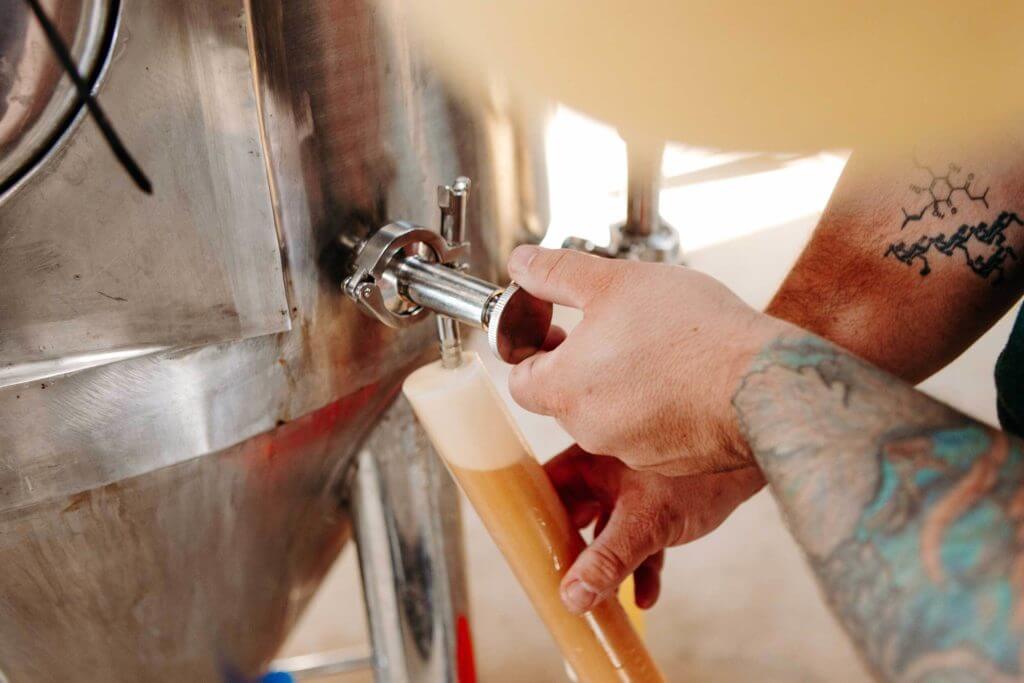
[0, 0, 548, 680]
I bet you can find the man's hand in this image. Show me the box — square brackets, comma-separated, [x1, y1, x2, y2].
[507, 244, 784, 476]
[546, 445, 765, 614]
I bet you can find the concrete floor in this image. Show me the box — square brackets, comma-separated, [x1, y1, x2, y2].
[277, 118, 1018, 681]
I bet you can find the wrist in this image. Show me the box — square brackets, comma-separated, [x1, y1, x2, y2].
[718, 311, 794, 468]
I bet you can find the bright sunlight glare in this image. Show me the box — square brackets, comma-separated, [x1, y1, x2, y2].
[541, 106, 847, 253]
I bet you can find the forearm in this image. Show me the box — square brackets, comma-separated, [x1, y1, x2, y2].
[767, 147, 1024, 384]
[733, 331, 1024, 680]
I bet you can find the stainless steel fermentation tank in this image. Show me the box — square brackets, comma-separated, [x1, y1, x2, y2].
[0, 0, 548, 680]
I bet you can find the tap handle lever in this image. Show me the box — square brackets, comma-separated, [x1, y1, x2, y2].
[438, 176, 471, 248]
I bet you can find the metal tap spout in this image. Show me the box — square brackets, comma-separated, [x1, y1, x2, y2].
[563, 140, 682, 264]
[342, 177, 552, 365]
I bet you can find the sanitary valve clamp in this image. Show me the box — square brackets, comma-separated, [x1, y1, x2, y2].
[343, 177, 552, 366]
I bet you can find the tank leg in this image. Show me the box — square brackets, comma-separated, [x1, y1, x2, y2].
[350, 395, 474, 683]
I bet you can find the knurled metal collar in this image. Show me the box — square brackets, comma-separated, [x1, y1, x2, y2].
[487, 283, 553, 364]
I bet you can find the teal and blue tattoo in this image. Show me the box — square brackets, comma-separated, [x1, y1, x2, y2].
[734, 336, 1024, 681]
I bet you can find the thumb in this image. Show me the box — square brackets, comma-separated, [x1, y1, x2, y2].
[559, 501, 663, 615]
[507, 246, 619, 310]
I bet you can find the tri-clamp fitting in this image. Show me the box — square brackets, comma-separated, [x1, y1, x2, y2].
[343, 177, 552, 366]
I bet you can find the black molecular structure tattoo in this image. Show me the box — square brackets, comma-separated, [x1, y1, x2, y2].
[900, 160, 990, 230]
[886, 211, 1023, 283]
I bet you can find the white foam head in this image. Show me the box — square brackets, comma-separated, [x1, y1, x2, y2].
[403, 352, 532, 471]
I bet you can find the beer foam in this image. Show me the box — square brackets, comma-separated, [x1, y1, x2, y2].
[403, 352, 532, 471]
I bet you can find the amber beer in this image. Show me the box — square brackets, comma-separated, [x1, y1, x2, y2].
[404, 353, 665, 683]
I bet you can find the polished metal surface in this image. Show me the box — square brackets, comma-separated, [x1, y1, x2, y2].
[0, 0, 303, 510]
[343, 179, 552, 365]
[438, 176, 470, 246]
[0, 396, 372, 681]
[616, 142, 681, 263]
[624, 144, 663, 240]
[345, 222, 469, 328]
[436, 177, 469, 368]
[436, 312, 464, 371]
[395, 256, 551, 364]
[486, 282, 552, 364]
[0, 0, 291, 385]
[0, 0, 113, 197]
[609, 220, 682, 264]
[398, 258, 497, 327]
[0, 0, 533, 514]
[0, 0, 548, 679]
[351, 397, 471, 683]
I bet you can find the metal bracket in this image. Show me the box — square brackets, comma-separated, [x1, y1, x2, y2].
[344, 221, 466, 327]
[343, 177, 473, 328]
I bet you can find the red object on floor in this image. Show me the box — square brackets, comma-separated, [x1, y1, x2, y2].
[456, 614, 477, 683]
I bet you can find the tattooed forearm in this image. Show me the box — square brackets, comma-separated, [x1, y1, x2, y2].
[900, 161, 989, 229]
[734, 336, 1024, 682]
[886, 159, 1023, 285]
[885, 211, 1023, 283]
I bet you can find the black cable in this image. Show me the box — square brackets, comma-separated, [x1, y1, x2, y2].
[23, 0, 152, 194]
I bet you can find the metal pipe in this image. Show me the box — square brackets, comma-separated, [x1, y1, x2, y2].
[270, 649, 374, 679]
[342, 179, 553, 364]
[561, 141, 680, 263]
[624, 143, 663, 239]
[350, 398, 470, 683]
[435, 316, 463, 369]
[396, 257, 499, 329]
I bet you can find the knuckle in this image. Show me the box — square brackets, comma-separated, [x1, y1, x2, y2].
[508, 362, 540, 406]
[617, 503, 663, 549]
[507, 363, 529, 396]
[586, 544, 629, 585]
[638, 504, 675, 547]
[590, 261, 623, 294]
[509, 357, 568, 418]
[536, 250, 624, 302]
[539, 250, 571, 287]
[577, 259, 624, 307]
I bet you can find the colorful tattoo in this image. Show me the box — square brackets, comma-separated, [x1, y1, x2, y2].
[734, 336, 1024, 681]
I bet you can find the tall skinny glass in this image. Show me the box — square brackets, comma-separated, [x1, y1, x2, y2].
[404, 352, 665, 683]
